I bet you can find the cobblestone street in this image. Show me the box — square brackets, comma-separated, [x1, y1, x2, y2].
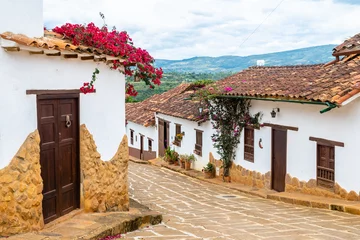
[122, 163, 360, 239]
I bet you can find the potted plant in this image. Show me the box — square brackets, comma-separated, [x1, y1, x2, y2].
[172, 151, 180, 166]
[179, 154, 188, 169]
[165, 147, 179, 165]
[185, 154, 196, 170]
[173, 132, 184, 146]
[203, 162, 215, 179]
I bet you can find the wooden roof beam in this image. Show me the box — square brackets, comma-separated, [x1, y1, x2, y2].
[2, 46, 20, 52]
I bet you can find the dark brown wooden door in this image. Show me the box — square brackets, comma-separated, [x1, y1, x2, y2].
[271, 129, 287, 192]
[37, 95, 79, 224]
[140, 135, 144, 160]
[158, 120, 165, 157]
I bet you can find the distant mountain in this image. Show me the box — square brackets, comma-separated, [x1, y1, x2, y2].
[155, 44, 337, 73]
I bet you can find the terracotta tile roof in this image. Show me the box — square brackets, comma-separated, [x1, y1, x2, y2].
[147, 91, 202, 122]
[0, 31, 125, 64]
[333, 33, 360, 56]
[126, 83, 192, 126]
[218, 55, 360, 105]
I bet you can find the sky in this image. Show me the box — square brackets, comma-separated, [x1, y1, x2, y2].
[43, 0, 360, 60]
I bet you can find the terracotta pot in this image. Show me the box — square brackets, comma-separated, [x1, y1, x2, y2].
[174, 160, 179, 166]
[204, 170, 215, 179]
[223, 176, 231, 183]
[180, 160, 185, 169]
[185, 161, 191, 170]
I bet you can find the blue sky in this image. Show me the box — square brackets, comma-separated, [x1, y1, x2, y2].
[44, 0, 360, 60]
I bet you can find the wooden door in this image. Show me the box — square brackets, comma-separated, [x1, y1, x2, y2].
[158, 120, 165, 157]
[140, 135, 144, 160]
[271, 129, 287, 192]
[37, 95, 79, 223]
[164, 122, 169, 149]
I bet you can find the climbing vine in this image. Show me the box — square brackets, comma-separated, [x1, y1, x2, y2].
[195, 85, 263, 180]
[53, 13, 163, 95]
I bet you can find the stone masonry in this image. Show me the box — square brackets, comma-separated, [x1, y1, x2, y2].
[80, 124, 129, 212]
[209, 152, 359, 201]
[0, 131, 44, 237]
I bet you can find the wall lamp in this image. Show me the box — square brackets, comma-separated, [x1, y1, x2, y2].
[271, 108, 280, 118]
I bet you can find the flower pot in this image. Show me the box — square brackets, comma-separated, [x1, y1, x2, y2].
[204, 170, 215, 179]
[223, 176, 231, 182]
[174, 160, 179, 166]
[180, 160, 185, 169]
[185, 161, 191, 170]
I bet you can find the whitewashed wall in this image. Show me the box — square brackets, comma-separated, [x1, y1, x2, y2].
[156, 113, 217, 171]
[233, 99, 360, 193]
[156, 98, 360, 193]
[0, 0, 43, 38]
[126, 121, 157, 152]
[0, 50, 125, 168]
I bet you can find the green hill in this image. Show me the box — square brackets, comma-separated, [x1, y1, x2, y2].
[155, 44, 337, 72]
[130, 44, 337, 101]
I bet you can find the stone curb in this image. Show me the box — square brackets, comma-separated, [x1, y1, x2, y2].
[84, 212, 162, 240]
[143, 160, 360, 217]
[129, 158, 149, 164]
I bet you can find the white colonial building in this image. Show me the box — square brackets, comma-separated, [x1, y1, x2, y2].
[0, 0, 131, 236]
[126, 34, 360, 202]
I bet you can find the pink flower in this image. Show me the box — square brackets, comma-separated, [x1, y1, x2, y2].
[224, 86, 233, 92]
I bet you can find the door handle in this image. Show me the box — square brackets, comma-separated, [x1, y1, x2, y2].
[65, 115, 72, 128]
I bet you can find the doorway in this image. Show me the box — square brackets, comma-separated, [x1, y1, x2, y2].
[37, 94, 80, 223]
[140, 134, 144, 160]
[158, 119, 169, 157]
[271, 128, 287, 192]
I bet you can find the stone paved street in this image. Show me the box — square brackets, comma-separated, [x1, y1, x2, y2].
[122, 163, 360, 239]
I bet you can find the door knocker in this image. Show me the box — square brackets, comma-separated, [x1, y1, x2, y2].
[258, 138, 263, 149]
[65, 115, 72, 128]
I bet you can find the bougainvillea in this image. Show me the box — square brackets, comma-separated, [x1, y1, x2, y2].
[194, 84, 263, 180]
[53, 16, 163, 96]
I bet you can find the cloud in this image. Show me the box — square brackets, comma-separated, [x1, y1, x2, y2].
[44, 0, 360, 60]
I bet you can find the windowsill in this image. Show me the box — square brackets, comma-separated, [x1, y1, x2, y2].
[244, 158, 254, 163]
[193, 149, 202, 156]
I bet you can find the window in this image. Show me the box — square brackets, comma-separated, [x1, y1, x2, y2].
[174, 124, 182, 147]
[244, 127, 254, 162]
[148, 139, 153, 152]
[309, 136, 343, 190]
[130, 129, 134, 145]
[194, 129, 203, 156]
[317, 144, 335, 189]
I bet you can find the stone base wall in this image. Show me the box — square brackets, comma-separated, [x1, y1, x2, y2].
[209, 152, 270, 188]
[80, 124, 129, 212]
[285, 174, 359, 201]
[0, 131, 44, 236]
[209, 152, 359, 201]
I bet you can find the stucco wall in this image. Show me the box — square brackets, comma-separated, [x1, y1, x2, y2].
[201, 98, 360, 193]
[243, 99, 360, 193]
[126, 121, 157, 153]
[156, 113, 217, 170]
[0, 50, 125, 168]
[0, 0, 43, 38]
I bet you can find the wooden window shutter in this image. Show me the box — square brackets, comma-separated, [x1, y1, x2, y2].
[176, 125, 181, 135]
[148, 139, 152, 152]
[317, 144, 335, 189]
[194, 130, 203, 156]
[130, 130, 134, 145]
[244, 128, 254, 162]
[174, 124, 182, 147]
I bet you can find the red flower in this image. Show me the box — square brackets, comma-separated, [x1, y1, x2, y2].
[53, 22, 163, 94]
